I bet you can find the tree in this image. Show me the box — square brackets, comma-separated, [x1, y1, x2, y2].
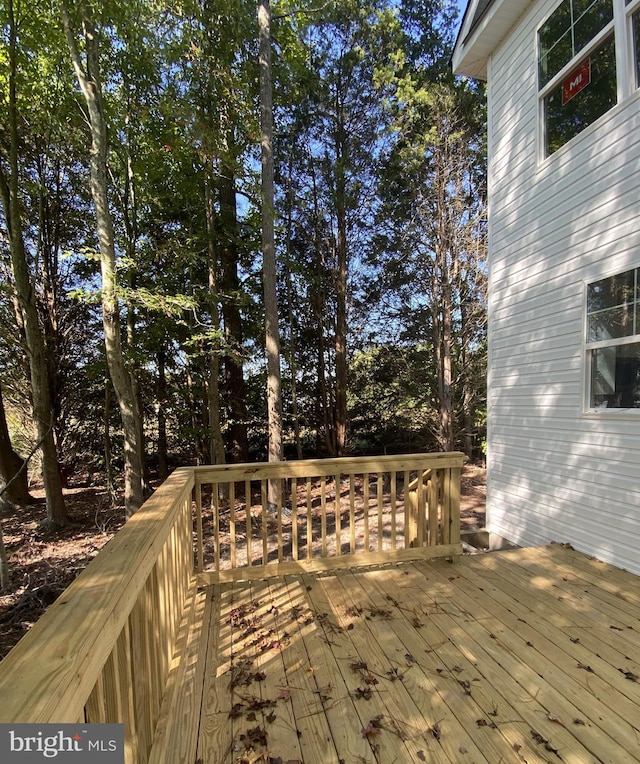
[0, 0, 67, 526]
[259, 0, 284, 490]
[374, 76, 487, 452]
[62, 2, 144, 515]
[0, 382, 33, 505]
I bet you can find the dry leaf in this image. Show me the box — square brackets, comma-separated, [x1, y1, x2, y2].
[361, 715, 384, 738]
[458, 679, 472, 695]
[530, 729, 561, 757]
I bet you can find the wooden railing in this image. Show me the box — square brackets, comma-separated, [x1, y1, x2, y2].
[193, 452, 465, 584]
[0, 451, 464, 763]
[0, 467, 196, 763]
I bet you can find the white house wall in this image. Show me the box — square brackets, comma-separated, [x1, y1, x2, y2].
[486, 0, 640, 574]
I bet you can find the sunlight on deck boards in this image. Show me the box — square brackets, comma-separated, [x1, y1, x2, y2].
[153, 544, 640, 764]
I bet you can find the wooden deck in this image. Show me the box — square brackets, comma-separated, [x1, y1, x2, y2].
[152, 543, 640, 764]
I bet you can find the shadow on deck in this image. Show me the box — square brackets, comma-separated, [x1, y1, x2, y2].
[158, 544, 640, 763]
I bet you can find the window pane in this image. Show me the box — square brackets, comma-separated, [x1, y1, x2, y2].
[539, 0, 612, 86]
[539, 0, 572, 86]
[573, 0, 613, 51]
[634, 11, 640, 88]
[545, 34, 617, 155]
[590, 342, 640, 408]
[588, 269, 635, 313]
[587, 269, 636, 341]
[588, 305, 637, 340]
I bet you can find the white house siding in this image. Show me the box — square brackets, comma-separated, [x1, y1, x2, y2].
[485, 0, 640, 574]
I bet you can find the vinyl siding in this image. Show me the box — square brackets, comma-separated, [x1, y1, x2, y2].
[485, 0, 640, 574]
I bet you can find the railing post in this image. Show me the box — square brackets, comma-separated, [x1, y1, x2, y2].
[195, 481, 203, 574]
[446, 466, 462, 563]
[405, 473, 418, 548]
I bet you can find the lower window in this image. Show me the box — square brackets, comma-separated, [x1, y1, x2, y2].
[590, 342, 640, 408]
[586, 267, 640, 410]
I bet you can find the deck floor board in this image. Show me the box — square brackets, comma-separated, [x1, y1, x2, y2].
[152, 545, 640, 763]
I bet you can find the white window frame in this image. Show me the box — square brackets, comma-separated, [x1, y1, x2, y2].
[584, 266, 640, 414]
[537, 0, 640, 162]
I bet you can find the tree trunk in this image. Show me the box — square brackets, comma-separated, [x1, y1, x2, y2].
[204, 174, 226, 468]
[157, 351, 169, 481]
[1, 0, 66, 526]
[62, 4, 144, 516]
[104, 380, 113, 494]
[310, 157, 334, 456]
[218, 166, 249, 462]
[0, 517, 9, 591]
[284, 174, 303, 461]
[432, 129, 454, 452]
[0, 383, 33, 505]
[127, 274, 149, 494]
[333, 80, 348, 457]
[258, 0, 283, 503]
[123, 140, 149, 494]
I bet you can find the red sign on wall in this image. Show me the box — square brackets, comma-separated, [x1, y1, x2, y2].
[562, 59, 591, 104]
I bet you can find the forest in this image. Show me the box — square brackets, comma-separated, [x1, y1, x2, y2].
[0, 0, 487, 535]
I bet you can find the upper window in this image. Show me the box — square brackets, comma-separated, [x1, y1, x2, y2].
[539, 0, 613, 86]
[538, 0, 640, 157]
[586, 268, 640, 409]
[633, 5, 640, 86]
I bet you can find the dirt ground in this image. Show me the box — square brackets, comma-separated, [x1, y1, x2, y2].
[0, 464, 485, 662]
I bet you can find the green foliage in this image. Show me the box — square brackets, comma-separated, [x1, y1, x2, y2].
[0, 0, 487, 488]
[347, 345, 440, 453]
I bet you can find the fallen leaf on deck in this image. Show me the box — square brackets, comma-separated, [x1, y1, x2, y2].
[245, 696, 276, 712]
[229, 703, 244, 719]
[362, 715, 384, 738]
[530, 729, 560, 757]
[476, 718, 497, 729]
[385, 667, 405, 682]
[417, 751, 426, 761]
